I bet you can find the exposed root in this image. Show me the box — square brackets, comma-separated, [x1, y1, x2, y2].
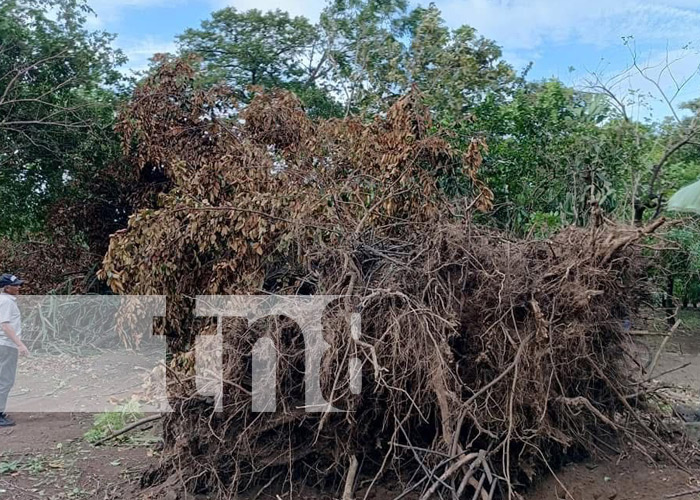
[100, 58, 681, 499]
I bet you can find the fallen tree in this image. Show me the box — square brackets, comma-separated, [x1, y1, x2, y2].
[100, 57, 678, 498]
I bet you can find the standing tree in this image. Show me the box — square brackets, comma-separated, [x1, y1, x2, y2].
[178, 7, 342, 117]
[319, 0, 516, 115]
[463, 80, 643, 233]
[176, 2, 515, 119]
[0, 0, 126, 235]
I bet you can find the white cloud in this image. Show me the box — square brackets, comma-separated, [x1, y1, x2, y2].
[88, 0, 700, 52]
[579, 47, 700, 121]
[211, 0, 326, 19]
[117, 37, 178, 75]
[83, 0, 185, 73]
[436, 0, 700, 121]
[438, 0, 700, 51]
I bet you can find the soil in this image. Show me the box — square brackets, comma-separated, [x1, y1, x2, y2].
[8, 345, 167, 413]
[529, 455, 699, 500]
[2, 419, 698, 500]
[4, 311, 700, 499]
[0, 413, 157, 499]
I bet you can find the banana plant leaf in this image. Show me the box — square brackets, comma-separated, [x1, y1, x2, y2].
[667, 179, 700, 215]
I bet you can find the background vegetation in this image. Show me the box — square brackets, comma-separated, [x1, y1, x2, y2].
[2, 0, 700, 306]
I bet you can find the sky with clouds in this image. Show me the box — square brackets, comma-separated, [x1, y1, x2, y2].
[85, 0, 700, 120]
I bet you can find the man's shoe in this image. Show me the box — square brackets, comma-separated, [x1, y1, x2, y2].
[0, 413, 15, 427]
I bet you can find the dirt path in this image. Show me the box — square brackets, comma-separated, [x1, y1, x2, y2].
[3, 313, 700, 499]
[0, 413, 157, 499]
[526, 310, 700, 500]
[0, 417, 698, 500]
[647, 327, 700, 389]
[0, 349, 163, 499]
[529, 455, 699, 500]
[8, 347, 166, 413]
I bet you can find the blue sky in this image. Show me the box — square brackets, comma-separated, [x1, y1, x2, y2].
[85, 0, 700, 121]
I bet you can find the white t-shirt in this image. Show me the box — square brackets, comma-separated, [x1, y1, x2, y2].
[0, 293, 21, 349]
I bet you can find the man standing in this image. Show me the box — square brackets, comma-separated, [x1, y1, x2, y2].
[0, 274, 28, 427]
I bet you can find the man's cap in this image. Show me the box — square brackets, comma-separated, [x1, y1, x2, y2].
[0, 274, 25, 287]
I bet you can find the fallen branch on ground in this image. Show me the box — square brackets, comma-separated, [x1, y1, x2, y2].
[93, 414, 162, 446]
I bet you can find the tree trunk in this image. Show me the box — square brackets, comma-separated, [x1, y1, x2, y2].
[634, 199, 646, 226]
[666, 276, 676, 326]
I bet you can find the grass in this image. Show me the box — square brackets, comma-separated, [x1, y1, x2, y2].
[0, 455, 47, 475]
[0, 460, 20, 474]
[84, 400, 144, 445]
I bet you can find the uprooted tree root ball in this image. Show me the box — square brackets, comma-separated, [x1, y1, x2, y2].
[139, 220, 674, 499]
[100, 57, 682, 498]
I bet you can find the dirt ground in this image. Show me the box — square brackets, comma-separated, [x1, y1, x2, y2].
[4, 311, 700, 499]
[529, 456, 700, 499]
[7, 345, 167, 413]
[3, 414, 698, 500]
[0, 413, 156, 499]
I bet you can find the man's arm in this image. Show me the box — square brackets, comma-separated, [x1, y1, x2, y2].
[0, 323, 28, 356]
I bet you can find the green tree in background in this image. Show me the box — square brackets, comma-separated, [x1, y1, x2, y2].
[179, 8, 318, 88]
[641, 99, 700, 220]
[448, 80, 644, 233]
[318, 1, 515, 114]
[0, 0, 126, 235]
[177, 1, 515, 118]
[178, 8, 342, 117]
[656, 221, 700, 319]
[4, 0, 700, 307]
